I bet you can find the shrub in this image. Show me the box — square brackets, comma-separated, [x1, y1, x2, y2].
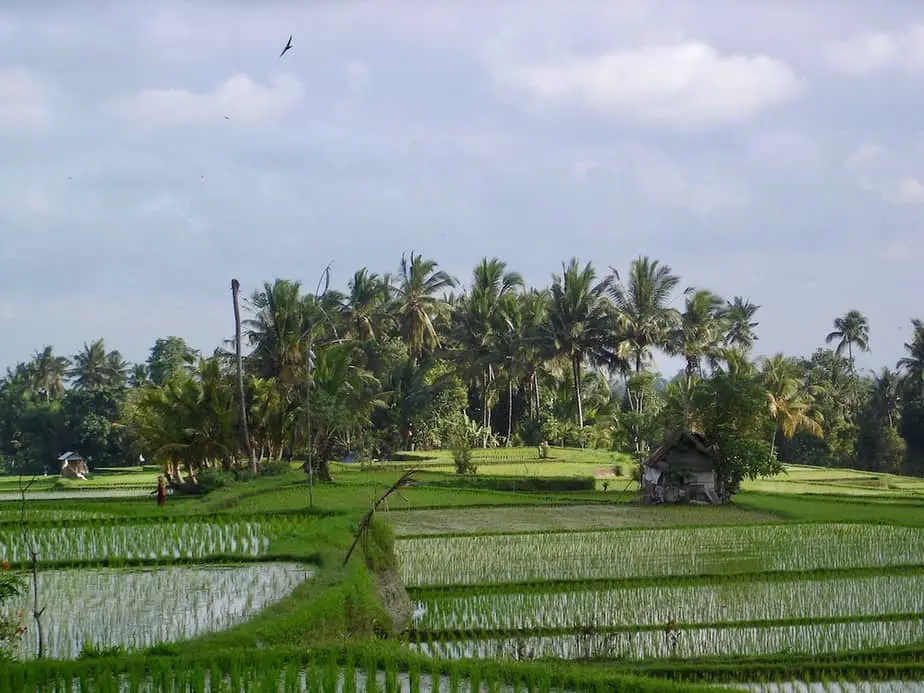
[196, 468, 235, 494]
[259, 461, 291, 477]
[450, 435, 477, 475]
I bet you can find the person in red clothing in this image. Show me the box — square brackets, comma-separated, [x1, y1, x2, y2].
[156, 476, 166, 507]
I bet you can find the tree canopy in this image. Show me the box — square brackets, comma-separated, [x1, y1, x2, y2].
[2, 253, 922, 493]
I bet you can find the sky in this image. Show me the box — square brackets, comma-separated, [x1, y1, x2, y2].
[1, 0, 922, 378]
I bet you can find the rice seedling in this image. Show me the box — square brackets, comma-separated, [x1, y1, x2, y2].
[397, 524, 924, 587]
[0, 667, 581, 693]
[411, 617, 924, 660]
[0, 517, 311, 564]
[730, 682, 924, 692]
[0, 509, 112, 524]
[3, 562, 313, 660]
[0, 489, 153, 502]
[412, 574, 924, 631]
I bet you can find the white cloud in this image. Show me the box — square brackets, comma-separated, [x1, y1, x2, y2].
[495, 41, 803, 130]
[0, 68, 55, 131]
[574, 143, 749, 215]
[890, 177, 924, 204]
[825, 25, 924, 74]
[744, 130, 823, 171]
[105, 74, 304, 129]
[881, 238, 921, 261]
[845, 143, 924, 205]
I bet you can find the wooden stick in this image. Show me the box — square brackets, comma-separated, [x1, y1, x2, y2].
[343, 470, 418, 567]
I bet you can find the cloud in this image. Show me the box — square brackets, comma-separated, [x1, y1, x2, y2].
[0, 68, 55, 131]
[571, 143, 749, 216]
[881, 238, 922, 261]
[845, 143, 924, 204]
[495, 41, 803, 129]
[744, 130, 824, 171]
[825, 25, 924, 74]
[105, 73, 305, 129]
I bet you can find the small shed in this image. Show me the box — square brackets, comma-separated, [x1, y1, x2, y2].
[642, 432, 719, 504]
[58, 452, 89, 480]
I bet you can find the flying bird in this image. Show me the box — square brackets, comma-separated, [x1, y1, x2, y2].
[279, 35, 293, 58]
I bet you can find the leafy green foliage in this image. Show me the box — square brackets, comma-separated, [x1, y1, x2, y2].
[694, 370, 779, 499]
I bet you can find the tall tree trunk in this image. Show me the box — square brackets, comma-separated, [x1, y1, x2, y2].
[572, 354, 584, 429]
[231, 278, 257, 474]
[768, 427, 778, 465]
[533, 371, 541, 419]
[506, 377, 514, 447]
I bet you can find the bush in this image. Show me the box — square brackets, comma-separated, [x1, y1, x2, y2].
[259, 461, 291, 477]
[450, 435, 477, 475]
[195, 468, 234, 494]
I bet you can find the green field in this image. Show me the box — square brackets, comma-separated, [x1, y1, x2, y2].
[1, 449, 923, 691]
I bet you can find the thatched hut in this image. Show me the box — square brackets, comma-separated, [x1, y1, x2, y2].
[642, 432, 719, 504]
[58, 452, 89, 480]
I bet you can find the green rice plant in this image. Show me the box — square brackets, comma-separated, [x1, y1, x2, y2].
[3, 562, 313, 659]
[0, 518, 315, 566]
[397, 524, 924, 587]
[413, 574, 924, 631]
[411, 617, 924, 661]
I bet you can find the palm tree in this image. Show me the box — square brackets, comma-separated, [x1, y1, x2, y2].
[343, 268, 391, 341]
[548, 258, 621, 429]
[722, 297, 760, 351]
[70, 339, 110, 391]
[129, 363, 150, 388]
[517, 290, 554, 421]
[671, 289, 725, 378]
[760, 354, 824, 461]
[104, 351, 130, 389]
[609, 256, 682, 373]
[245, 279, 311, 384]
[232, 278, 257, 473]
[826, 310, 870, 364]
[456, 258, 524, 440]
[868, 367, 902, 429]
[392, 251, 457, 362]
[30, 346, 70, 401]
[897, 318, 924, 384]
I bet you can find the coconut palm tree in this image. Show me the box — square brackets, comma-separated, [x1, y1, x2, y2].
[29, 346, 70, 401]
[868, 367, 902, 429]
[104, 351, 130, 389]
[826, 310, 870, 365]
[760, 354, 824, 462]
[454, 258, 524, 439]
[722, 297, 760, 351]
[70, 339, 111, 391]
[548, 258, 621, 428]
[608, 256, 682, 373]
[246, 279, 312, 384]
[671, 289, 726, 378]
[343, 268, 392, 341]
[897, 318, 924, 384]
[392, 251, 457, 362]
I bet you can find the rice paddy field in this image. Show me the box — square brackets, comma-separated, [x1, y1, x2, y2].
[2, 450, 924, 691]
[7, 563, 313, 660]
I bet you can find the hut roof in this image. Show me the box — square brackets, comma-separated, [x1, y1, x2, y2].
[57, 451, 85, 462]
[643, 432, 715, 470]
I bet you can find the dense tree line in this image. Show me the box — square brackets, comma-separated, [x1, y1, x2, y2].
[2, 253, 923, 491]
